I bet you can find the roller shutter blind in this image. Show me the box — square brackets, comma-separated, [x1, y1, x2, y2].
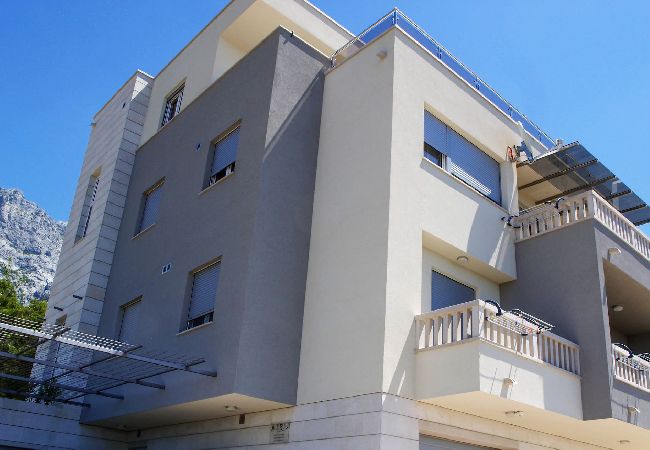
[211, 127, 240, 177]
[139, 183, 163, 232]
[424, 111, 501, 204]
[431, 270, 475, 310]
[119, 299, 141, 343]
[188, 262, 221, 321]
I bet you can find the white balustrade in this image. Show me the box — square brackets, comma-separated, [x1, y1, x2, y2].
[612, 344, 650, 392]
[514, 190, 650, 261]
[415, 300, 580, 375]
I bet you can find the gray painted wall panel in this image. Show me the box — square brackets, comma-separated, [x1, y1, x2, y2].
[84, 28, 327, 423]
[502, 218, 650, 427]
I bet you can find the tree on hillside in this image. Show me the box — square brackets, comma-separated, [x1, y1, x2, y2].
[1, 260, 33, 305]
[0, 261, 47, 400]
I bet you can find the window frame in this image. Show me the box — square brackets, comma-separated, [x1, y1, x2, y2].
[204, 123, 241, 189]
[160, 83, 185, 128]
[424, 142, 446, 170]
[135, 178, 165, 236]
[430, 269, 476, 312]
[118, 297, 142, 343]
[423, 110, 502, 206]
[184, 259, 222, 331]
[75, 170, 101, 243]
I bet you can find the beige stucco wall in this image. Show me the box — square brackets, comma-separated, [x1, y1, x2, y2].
[299, 27, 525, 405]
[297, 30, 395, 405]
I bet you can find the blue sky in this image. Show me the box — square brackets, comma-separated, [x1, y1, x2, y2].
[2, 1, 649, 229]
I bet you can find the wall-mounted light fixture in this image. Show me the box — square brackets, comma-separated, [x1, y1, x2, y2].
[608, 247, 622, 257]
[612, 305, 624, 312]
[457, 256, 469, 264]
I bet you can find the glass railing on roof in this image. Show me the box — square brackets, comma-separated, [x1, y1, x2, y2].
[332, 9, 555, 149]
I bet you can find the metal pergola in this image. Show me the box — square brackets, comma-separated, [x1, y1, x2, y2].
[0, 313, 217, 407]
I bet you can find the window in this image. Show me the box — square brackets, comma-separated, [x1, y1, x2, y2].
[431, 270, 475, 310]
[119, 298, 141, 343]
[161, 84, 184, 127]
[424, 111, 501, 204]
[186, 261, 221, 330]
[206, 126, 240, 187]
[136, 180, 164, 234]
[75, 172, 100, 242]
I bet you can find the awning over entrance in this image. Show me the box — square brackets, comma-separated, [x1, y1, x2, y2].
[517, 142, 650, 226]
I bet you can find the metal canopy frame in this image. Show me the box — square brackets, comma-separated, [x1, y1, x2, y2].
[518, 142, 650, 226]
[0, 313, 217, 407]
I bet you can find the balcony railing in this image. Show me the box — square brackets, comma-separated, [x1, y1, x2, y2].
[331, 9, 555, 149]
[514, 190, 650, 261]
[415, 300, 580, 375]
[612, 344, 650, 392]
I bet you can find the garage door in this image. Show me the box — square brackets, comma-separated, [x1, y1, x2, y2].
[420, 436, 496, 450]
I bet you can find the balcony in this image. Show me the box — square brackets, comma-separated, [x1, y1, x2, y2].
[414, 300, 582, 419]
[612, 344, 650, 393]
[514, 190, 650, 261]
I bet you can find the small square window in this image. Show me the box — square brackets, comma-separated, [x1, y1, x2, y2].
[206, 126, 240, 188]
[161, 85, 184, 127]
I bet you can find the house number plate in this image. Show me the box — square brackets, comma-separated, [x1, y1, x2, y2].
[270, 422, 290, 443]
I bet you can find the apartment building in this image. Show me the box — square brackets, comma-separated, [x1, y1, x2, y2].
[1, 1, 649, 449]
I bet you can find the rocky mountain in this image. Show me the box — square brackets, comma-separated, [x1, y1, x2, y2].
[0, 188, 66, 300]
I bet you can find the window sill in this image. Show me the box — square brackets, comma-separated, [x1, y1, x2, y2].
[132, 223, 156, 240]
[420, 156, 509, 215]
[198, 171, 235, 196]
[176, 321, 213, 336]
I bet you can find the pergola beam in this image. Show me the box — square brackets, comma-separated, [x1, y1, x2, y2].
[0, 350, 165, 390]
[0, 387, 90, 408]
[0, 372, 124, 400]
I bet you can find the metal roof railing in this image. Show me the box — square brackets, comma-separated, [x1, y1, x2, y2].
[331, 9, 555, 149]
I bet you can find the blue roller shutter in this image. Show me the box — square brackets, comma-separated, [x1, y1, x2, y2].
[424, 111, 501, 204]
[119, 299, 141, 343]
[138, 182, 163, 232]
[211, 127, 240, 178]
[188, 262, 220, 321]
[431, 270, 475, 311]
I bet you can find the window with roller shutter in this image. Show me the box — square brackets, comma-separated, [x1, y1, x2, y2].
[431, 270, 475, 311]
[186, 261, 221, 330]
[206, 125, 240, 188]
[424, 110, 501, 205]
[136, 180, 164, 234]
[119, 298, 141, 343]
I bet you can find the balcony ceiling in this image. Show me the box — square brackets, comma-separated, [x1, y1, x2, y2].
[517, 142, 650, 225]
[605, 261, 650, 335]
